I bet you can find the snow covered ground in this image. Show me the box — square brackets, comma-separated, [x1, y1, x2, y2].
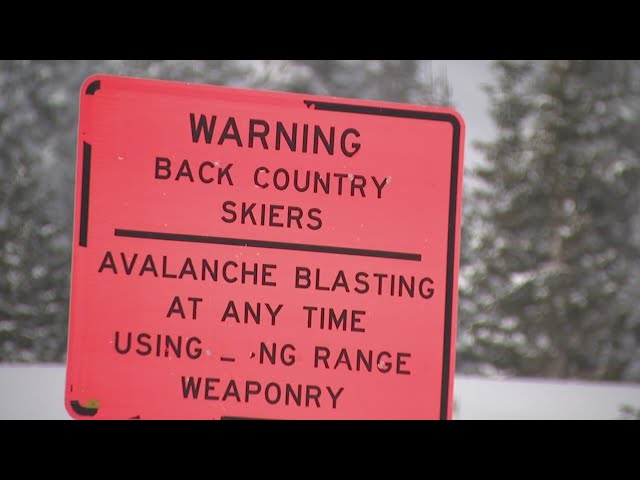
[453, 375, 640, 420]
[1, 364, 638, 420]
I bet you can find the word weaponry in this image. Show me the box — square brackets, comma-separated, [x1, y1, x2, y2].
[181, 376, 345, 409]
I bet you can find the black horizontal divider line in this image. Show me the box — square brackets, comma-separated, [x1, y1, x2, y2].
[113, 229, 421, 262]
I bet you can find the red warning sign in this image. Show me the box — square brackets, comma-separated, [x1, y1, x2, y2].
[65, 74, 465, 419]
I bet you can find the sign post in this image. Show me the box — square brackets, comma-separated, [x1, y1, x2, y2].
[65, 74, 465, 419]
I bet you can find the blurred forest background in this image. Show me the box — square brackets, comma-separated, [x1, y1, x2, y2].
[1, 60, 639, 383]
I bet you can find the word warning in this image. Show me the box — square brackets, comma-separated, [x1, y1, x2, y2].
[65, 74, 465, 420]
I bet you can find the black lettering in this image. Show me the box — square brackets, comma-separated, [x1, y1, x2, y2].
[336, 349, 352, 370]
[313, 125, 334, 155]
[139, 255, 158, 277]
[221, 201, 237, 224]
[136, 333, 152, 355]
[187, 297, 202, 320]
[189, 114, 360, 158]
[186, 337, 202, 359]
[293, 170, 310, 193]
[314, 171, 330, 194]
[377, 351, 392, 373]
[241, 203, 257, 225]
[222, 379, 241, 402]
[245, 381, 262, 402]
[259, 342, 295, 366]
[181, 376, 202, 398]
[198, 161, 214, 183]
[399, 275, 414, 297]
[265, 383, 281, 405]
[275, 122, 296, 152]
[175, 159, 194, 182]
[295, 267, 311, 289]
[351, 310, 366, 333]
[98, 251, 117, 273]
[260, 203, 267, 226]
[241, 263, 258, 284]
[165, 335, 181, 357]
[167, 296, 186, 319]
[372, 176, 388, 199]
[351, 175, 366, 197]
[356, 349, 372, 372]
[249, 119, 270, 149]
[245, 302, 260, 324]
[259, 341, 276, 365]
[265, 303, 283, 326]
[334, 173, 348, 195]
[306, 385, 321, 407]
[314, 346, 330, 369]
[161, 256, 176, 278]
[222, 261, 238, 283]
[190, 113, 216, 144]
[303, 305, 317, 328]
[218, 117, 242, 147]
[373, 273, 387, 295]
[273, 169, 289, 191]
[328, 309, 347, 331]
[341, 128, 361, 157]
[154, 157, 172, 180]
[333, 271, 349, 292]
[397, 352, 411, 375]
[281, 344, 296, 366]
[327, 386, 345, 409]
[307, 208, 322, 230]
[217, 163, 234, 185]
[263, 264, 277, 287]
[287, 206, 303, 229]
[302, 124, 309, 153]
[315, 268, 330, 291]
[285, 384, 302, 406]
[179, 258, 197, 280]
[354, 272, 369, 294]
[221, 300, 240, 323]
[204, 378, 220, 400]
[114, 330, 131, 354]
[269, 204, 284, 227]
[419, 277, 435, 299]
[254, 167, 268, 188]
[201, 259, 217, 281]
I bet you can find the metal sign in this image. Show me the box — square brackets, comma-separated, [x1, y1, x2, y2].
[65, 74, 465, 419]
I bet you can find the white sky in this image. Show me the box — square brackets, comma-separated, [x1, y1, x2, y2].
[432, 60, 495, 171]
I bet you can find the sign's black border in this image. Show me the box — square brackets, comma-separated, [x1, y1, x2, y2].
[304, 101, 461, 420]
[70, 76, 463, 420]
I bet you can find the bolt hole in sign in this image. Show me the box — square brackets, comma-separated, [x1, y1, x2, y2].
[65, 74, 465, 420]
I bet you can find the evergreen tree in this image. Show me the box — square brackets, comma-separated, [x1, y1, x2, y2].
[0, 61, 70, 360]
[294, 60, 450, 104]
[460, 60, 640, 381]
